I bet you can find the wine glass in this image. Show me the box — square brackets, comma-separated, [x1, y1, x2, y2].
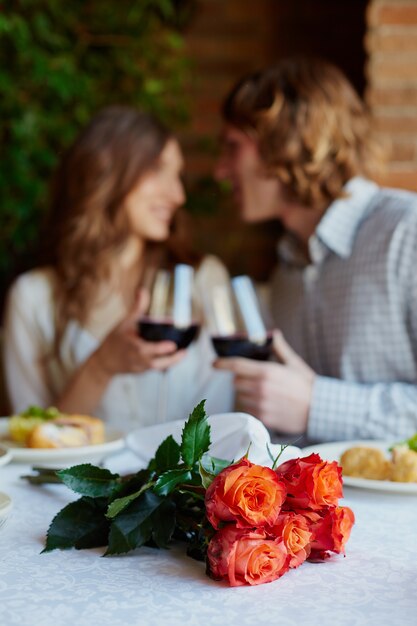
[137, 264, 200, 422]
[205, 275, 273, 361]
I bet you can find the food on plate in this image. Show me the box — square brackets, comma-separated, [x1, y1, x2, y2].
[8, 406, 61, 443]
[390, 446, 417, 482]
[27, 415, 105, 448]
[340, 434, 417, 483]
[340, 447, 392, 480]
[8, 406, 105, 448]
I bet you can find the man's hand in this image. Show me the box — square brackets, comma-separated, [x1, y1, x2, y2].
[214, 330, 315, 434]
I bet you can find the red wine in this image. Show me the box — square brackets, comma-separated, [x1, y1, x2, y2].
[138, 318, 199, 349]
[211, 333, 273, 360]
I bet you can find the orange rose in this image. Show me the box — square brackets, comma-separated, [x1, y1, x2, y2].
[302, 506, 355, 560]
[269, 511, 312, 568]
[276, 453, 343, 511]
[207, 525, 289, 587]
[205, 458, 286, 529]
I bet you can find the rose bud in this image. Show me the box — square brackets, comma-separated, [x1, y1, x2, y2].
[207, 525, 289, 587]
[205, 457, 286, 529]
[269, 511, 313, 568]
[276, 453, 343, 511]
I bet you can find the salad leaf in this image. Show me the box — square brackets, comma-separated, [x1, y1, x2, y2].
[20, 405, 61, 419]
[406, 433, 417, 452]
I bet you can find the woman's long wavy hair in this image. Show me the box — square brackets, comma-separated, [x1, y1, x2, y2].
[222, 57, 386, 209]
[43, 106, 197, 356]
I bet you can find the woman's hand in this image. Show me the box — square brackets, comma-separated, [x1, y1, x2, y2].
[214, 330, 315, 434]
[57, 290, 187, 416]
[92, 290, 186, 377]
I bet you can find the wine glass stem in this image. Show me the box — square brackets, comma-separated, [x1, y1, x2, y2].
[157, 370, 169, 423]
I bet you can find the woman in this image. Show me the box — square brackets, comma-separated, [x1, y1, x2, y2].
[3, 106, 233, 432]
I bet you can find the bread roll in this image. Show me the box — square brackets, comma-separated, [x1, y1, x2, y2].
[340, 446, 392, 480]
[390, 447, 417, 482]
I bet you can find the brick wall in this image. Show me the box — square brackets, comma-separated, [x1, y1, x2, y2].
[366, 0, 417, 190]
[180, 0, 279, 280]
[182, 0, 276, 175]
[180, 0, 417, 278]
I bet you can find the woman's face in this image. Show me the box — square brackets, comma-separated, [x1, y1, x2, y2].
[124, 138, 185, 242]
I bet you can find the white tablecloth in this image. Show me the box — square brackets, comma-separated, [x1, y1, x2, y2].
[0, 451, 416, 626]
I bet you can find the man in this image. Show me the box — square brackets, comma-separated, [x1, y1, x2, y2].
[214, 57, 417, 442]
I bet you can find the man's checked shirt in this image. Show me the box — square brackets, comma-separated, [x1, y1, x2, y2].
[270, 177, 417, 441]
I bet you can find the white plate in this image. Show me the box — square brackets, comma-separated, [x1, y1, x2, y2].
[0, 419, 125, 465]
[0, 445, 12, 467]
[0, 492, 12, 529]
[302, 440, 417, 494]
[127, 412, 302, 469]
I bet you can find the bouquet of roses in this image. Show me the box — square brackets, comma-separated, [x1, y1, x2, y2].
[41, 401, 354, 587]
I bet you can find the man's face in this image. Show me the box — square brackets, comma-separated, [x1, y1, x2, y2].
[215, 125, 326, 243]
[214, 125, 281, 223]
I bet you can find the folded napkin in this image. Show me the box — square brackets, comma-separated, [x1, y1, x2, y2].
[126, 412, 301, 469]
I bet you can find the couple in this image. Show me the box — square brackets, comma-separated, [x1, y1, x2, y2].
[4, 57, 417, 442]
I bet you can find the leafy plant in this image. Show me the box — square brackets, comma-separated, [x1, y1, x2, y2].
[0, 0, 192, 296]
[42, 400, 222, 560]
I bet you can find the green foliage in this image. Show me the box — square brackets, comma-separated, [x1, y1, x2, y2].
[199, 454, 230, 489]
[42, 400, 223, 559]
[106, 490, 165, 555]
[43, 496, 111, 552]
[150, 434, 181, 472]
[0, 0, 192, 287]
[57, 464, 121, 498]
[180, 400, 211, 466]
[106, 482, 153, 519]
[153, 468, 193, 496]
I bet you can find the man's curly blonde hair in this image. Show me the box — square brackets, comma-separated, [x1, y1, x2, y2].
[222, 57, 385, 209]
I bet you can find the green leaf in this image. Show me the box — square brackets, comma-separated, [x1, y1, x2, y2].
[198, 462, 215, 490]
[105, 491, 163, 555]
[110, 470, 151, 498]
[151, 499, 176, 548]
[149, 435, 181, 472]
[106, 516, 153, 556]
[57, 464, 120, 498]
[43, 497, 110, 552]
[153, 469, 192, 496]
[180, 400, 211, 467]
[199, 454, 230, 488]
[106, 482, 153, 519]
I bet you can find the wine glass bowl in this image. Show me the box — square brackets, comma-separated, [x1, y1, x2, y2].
[211, 332, 273, 360]
[137, 265, 200, 349]
[137, 264, 200, 423]
[206, 276, 272, 361]
[138, 318, 199, 350]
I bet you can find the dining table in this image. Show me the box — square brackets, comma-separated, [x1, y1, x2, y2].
[0, 446, 416, 626]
